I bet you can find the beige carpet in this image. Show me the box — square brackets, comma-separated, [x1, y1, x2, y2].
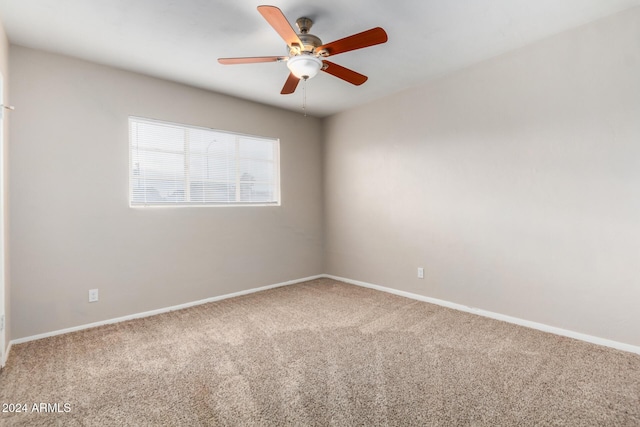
[1, 278, 639, 426]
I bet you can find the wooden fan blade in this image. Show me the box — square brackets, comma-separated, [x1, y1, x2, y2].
[218, 56, 286, 65]
[257, 5, 303, 49]
[281, 73, 300, 94]
[321, 61, 368, 86]
[317, 27, 388, 57]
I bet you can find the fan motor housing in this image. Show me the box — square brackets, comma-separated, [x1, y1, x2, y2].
[288, 17, 322, 55]
[290, 33, 322, 55]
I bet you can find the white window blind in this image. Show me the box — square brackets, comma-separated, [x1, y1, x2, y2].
[129, 117, 280, 206]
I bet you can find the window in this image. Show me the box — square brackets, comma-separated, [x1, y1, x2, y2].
[129, 117, 280, 207]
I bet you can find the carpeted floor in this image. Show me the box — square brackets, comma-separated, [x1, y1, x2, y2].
[1, 278, 639, 426]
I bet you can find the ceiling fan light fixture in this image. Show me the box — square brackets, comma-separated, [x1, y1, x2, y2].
[219, 6, 388, 95]
[287, 55, 322, 80]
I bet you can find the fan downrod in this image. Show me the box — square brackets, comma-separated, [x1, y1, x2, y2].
[296, 17, 313, 34]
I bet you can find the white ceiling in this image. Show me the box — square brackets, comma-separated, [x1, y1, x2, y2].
[0, 0, 638, 117]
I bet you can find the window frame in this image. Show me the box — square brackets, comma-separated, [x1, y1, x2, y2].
[128, 116, 281, 208]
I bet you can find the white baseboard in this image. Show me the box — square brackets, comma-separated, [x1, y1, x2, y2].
[10, 275, 324, 346]
[324, 274, 640, 356]
[8, 273, 640, 356]
[3, 341, 11, 366]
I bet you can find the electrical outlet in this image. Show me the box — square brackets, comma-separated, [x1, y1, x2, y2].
[417, 267, 424, 279]
[89, 289, 99, 303]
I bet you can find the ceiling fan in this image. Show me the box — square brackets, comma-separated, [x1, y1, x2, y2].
[218, 5, 388, 95]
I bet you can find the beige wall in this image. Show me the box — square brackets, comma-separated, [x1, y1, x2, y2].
[324, 9, 640, 346]
[9, 46, 324, 339]
[0, 17, 9, 354]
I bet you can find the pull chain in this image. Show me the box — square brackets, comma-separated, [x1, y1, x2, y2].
[302, 77, 308, 117]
